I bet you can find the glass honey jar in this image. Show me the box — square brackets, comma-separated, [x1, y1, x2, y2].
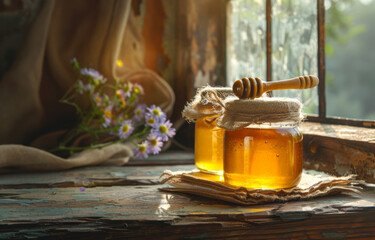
[182, 87, 233, 175]
[195, 116, 225, 174]
[224, 122, 303, 189]
[218, 97, 304, 189]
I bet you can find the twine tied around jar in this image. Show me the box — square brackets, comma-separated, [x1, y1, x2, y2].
[182, 86, 304, 131]
[182, 86, 233, 122]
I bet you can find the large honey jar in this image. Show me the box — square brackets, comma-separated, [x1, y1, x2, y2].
[218, 97, 304, 189]
[195, 116, 225, 174]
[224, 123, 302, 189]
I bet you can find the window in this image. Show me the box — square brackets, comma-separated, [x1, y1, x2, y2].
[228, 0, 375, 128]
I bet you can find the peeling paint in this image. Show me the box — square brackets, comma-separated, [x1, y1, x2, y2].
[0, 199, 50, 206]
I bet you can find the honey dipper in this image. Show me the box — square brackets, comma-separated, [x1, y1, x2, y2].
[232, 75, 319, 99]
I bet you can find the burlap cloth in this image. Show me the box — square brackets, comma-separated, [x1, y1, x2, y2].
[182, 86, 234, 122]
[0, 1, 174, 172]
[160, 170, 363, 205]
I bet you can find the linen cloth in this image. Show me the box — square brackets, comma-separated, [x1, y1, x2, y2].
[0, 0, 174, 171]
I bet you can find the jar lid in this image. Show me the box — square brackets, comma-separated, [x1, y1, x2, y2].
[216, 96, 303, 131]
[182, 87, 234, 122]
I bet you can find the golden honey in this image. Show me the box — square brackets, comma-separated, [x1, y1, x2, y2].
[224, 125, 303, 189]
[195, 117, 225, 174]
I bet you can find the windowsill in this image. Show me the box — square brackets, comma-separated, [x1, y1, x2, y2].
[301, 121, 375, 183]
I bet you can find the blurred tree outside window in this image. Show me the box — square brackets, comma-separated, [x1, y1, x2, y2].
[326, 0, 375, 120]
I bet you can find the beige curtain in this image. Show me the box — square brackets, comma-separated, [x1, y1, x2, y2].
[0, 0, 175, 172]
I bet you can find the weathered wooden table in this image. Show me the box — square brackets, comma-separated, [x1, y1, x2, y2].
[1, 151, 375, 239]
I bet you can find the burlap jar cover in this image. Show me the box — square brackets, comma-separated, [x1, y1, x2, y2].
[182, 86, 234, 122]
[161, 86, 362, 205]
[182, 86, 304, 130]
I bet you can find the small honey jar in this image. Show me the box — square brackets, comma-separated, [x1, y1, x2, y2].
[182, 87, 233, 175]
[217, 97, 304, 189]
[195, 116, 225, 174]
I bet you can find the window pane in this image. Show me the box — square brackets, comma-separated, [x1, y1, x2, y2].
[326, 0, 375, 120]
[227, 0, 266, 86]
[272, 0, 318, 114]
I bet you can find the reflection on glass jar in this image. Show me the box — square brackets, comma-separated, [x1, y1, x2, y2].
[195, 117, 225, 175]
[224, 125, 303, 189]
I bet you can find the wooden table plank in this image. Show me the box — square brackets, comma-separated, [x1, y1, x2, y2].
[1, 185, 375, 221]
[128, 151, 194, 166]
[0, 165, 196, 189]
[0, 184, 375, 239]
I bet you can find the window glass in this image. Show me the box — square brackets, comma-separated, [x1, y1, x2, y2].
[326, 0, 375, 120]
[228, 0, 318, 114]
[272, 0, 318, 114]
[227, 0, 266, 86]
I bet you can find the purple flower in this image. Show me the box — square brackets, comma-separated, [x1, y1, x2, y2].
[102, 105, 113, 128]
[147, 133, 163, 154]
[77, 80, 85, 94]
[122, 82, 133, 98]
[146, 105, 166, 121]
[133, 83, 144, 95]
[118, 120, 134, 139]
[81, 68, 103, 79]
[81, 68, 106, 85]
[117, 112, 128, 122]
[77, 80, 93, 94]
[70, 57, 77, 64]
[145, 114, 158, 128]
[134, 141, 149, 159]
[93, 93, 102, 107]
[78, 187, 86, 192]
[153, 120, 176, 141]
[133, 104, 147, 123]
[70, 57, 80, 69]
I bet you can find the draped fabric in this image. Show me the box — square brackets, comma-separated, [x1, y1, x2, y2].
[0, 0, 175, 171]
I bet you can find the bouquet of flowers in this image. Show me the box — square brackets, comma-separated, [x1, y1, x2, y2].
[51, 58, 175, 158]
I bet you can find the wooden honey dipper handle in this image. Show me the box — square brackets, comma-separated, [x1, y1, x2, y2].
[232, 75, 319, 99]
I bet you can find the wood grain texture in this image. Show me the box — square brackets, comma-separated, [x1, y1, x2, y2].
[302, 122, 375, 183]
[0, 165, 195, 189]
[232, 76, 318, 99]
[0, 184, 374, 239]
[142, 0, 170, 76]
[172, 0, 227, 121]
[317, 0, 326, 118]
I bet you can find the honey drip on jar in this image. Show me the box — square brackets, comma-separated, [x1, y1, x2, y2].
[224, 127, 303, 189]
[195, 117, 225, 174]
